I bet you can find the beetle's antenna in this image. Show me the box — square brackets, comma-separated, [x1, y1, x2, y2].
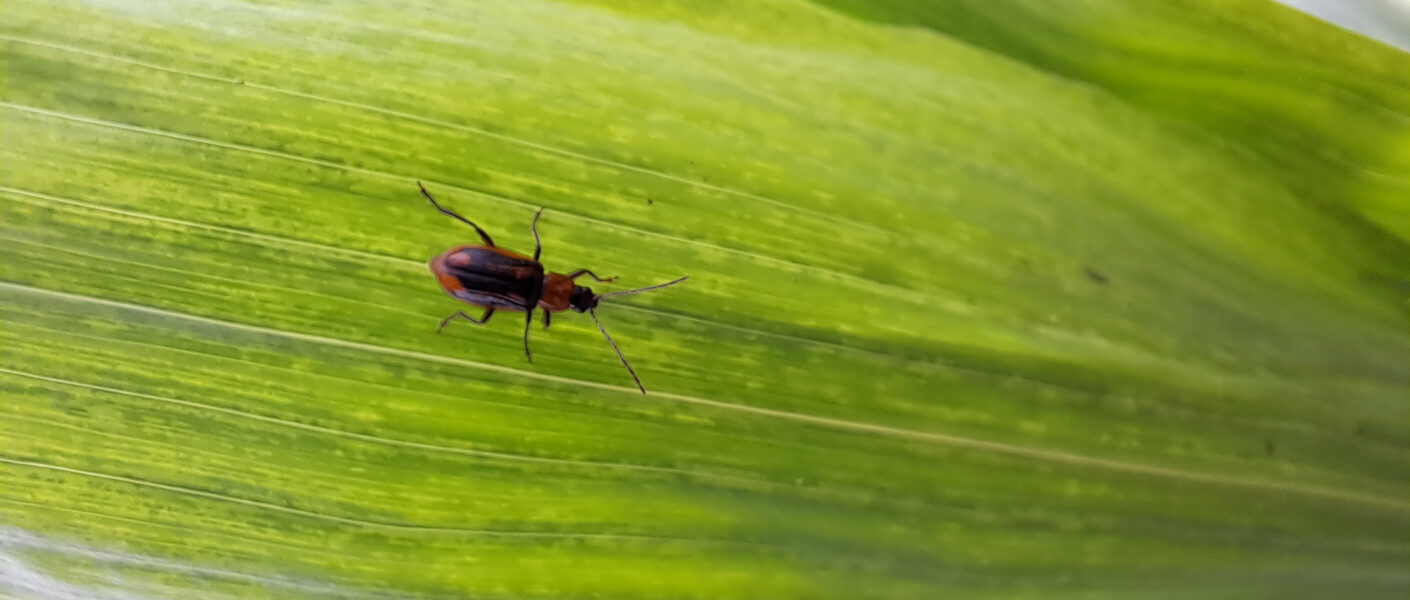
[597, 276, 689, 301]
[589, 308, 646, 394]
[588, 276, 685, 394]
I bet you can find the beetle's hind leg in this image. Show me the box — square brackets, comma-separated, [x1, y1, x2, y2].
[522, 309, 535, 362]
[530, 208, 545, 261]
[438, 308, 494, 332]
[566, 269, 617, 283]
[419, 182, 495, 247]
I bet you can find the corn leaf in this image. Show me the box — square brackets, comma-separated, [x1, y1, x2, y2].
[2, 0, 1407, 598]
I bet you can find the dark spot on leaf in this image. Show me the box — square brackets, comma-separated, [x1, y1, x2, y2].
[1084, 267, 1109, 284]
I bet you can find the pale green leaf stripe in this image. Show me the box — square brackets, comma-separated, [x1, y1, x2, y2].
[0, 367, 718, 478]
[0, 182, 1155, 388]
[1, 280, 1401, 514]
[0, 101, 923, 302]
[0, 33, 877, 233]
[0, 457, 759, 544]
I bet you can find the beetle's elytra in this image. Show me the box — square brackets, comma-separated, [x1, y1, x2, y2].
[421, 182, 687, 393]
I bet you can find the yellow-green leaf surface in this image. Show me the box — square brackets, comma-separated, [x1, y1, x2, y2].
[2, 0, 1408, 598]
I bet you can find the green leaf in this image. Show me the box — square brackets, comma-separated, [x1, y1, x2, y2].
[2, 0, 1407, 598]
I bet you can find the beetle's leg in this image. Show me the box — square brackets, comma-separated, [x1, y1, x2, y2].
[438, 308, 494, 332]
[530, 208, 545, 261]
[522, 309, 535, 362]
[542, 310, 552, 330]
[566, 269, 617, 283]
[418, 181, 495, 247]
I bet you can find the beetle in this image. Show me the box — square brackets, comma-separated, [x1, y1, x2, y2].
[420, 182, 687, 393]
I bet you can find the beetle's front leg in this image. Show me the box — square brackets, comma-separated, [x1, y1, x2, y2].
[542, 310, 552, 330]
[565, 269, 617, 283]
[438, 308, 494, 332]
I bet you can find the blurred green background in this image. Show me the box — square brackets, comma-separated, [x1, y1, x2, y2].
[2, 0, 1407, 598]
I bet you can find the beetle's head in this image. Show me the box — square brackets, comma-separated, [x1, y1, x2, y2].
[568, 286, 599, 313]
